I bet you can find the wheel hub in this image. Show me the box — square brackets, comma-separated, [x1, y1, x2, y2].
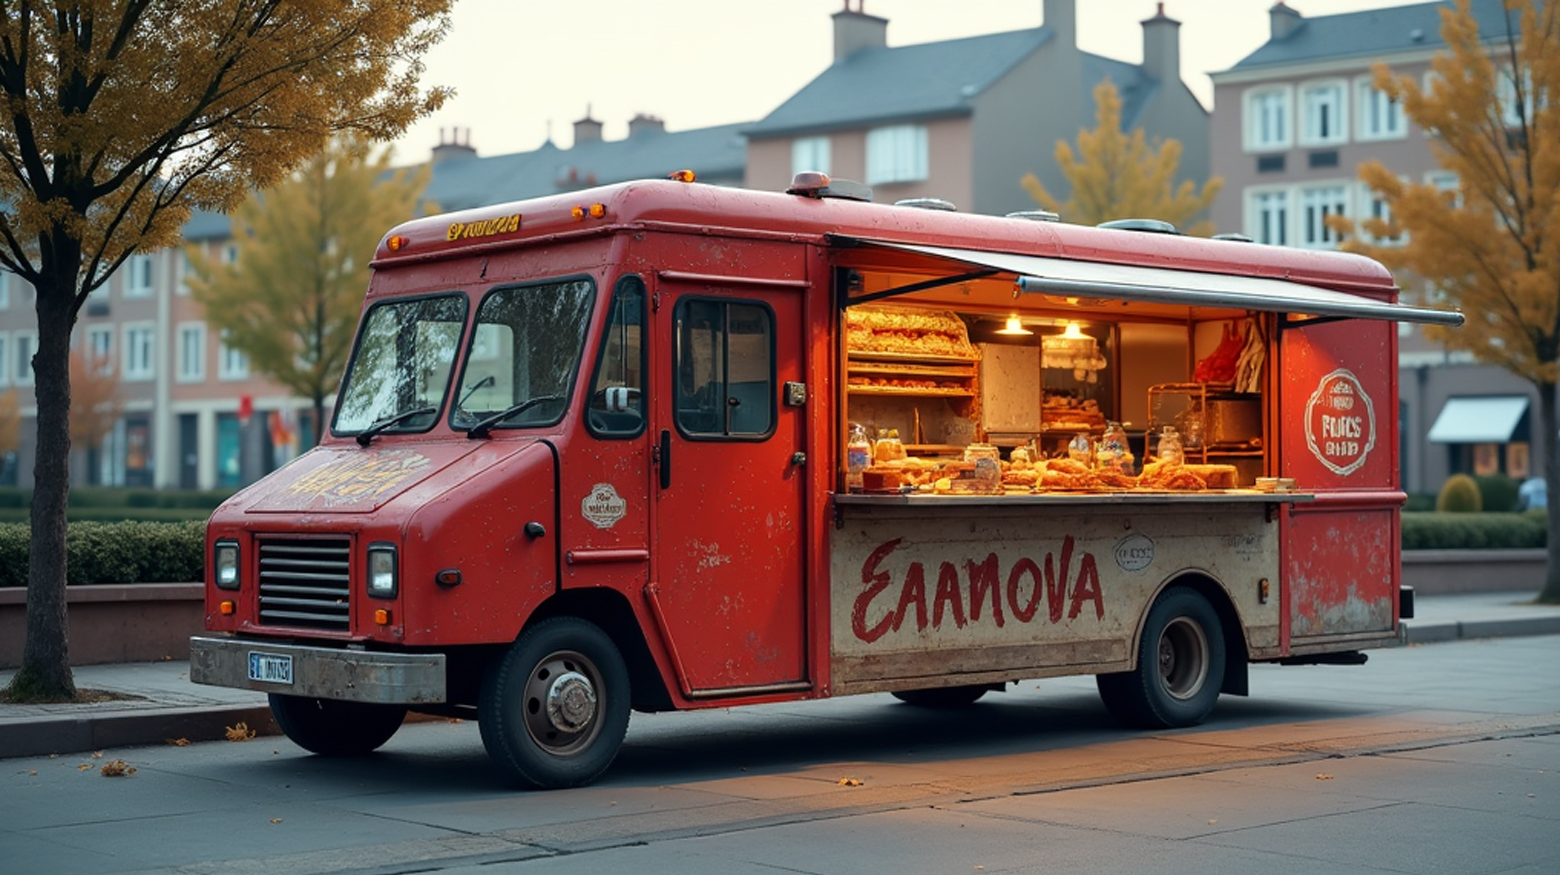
[545, 671, 597, 733]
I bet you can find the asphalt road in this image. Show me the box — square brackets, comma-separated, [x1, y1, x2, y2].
[4, 636, 1558, 875]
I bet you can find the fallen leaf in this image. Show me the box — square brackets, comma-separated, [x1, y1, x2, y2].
[48, 754, 58, 759]
[100, 760, 136, 777]
[92, 751, 104, 759]
[225, 722, 257, 742]
[838, 777, 864, 787]
[1315, 774, 1334, 781]
[28, 770, 37, 776]
[1208, 819, 1218, 825]
[270, 818, 282, 824]
[166, 738, 191, 747]
[77, 764, 91, 772]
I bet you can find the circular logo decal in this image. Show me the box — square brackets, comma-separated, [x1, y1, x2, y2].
[1304, 368, 1376, 476]
[1113, 533, 1155, 572]
[582, 483, 627, 529]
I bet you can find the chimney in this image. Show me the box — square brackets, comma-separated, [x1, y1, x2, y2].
[431, 127, 477, 165]
[573, 106, 603, 146]
[1043, 0, 1076, 48]
[1141, 3, 1180, 84]
[1270, 2, 1303, 40]
[628, 113, 666, 138]
[832, 1, 887, 63]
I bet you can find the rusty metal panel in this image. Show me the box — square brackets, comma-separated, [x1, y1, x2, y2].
[1286, 506, 1396, 639]
[828, 501, 1281, 693]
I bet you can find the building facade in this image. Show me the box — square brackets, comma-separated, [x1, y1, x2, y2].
[1209, 0, 1545, 496]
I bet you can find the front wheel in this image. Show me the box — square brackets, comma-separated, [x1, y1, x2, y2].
[1096, 587, 1225, 729]
[479, 617, 631, 790]
[269, 695, 406, 756]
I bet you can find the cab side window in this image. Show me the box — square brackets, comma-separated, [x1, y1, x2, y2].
[586, 276, 646, 437]
[674, 297, 774, 438]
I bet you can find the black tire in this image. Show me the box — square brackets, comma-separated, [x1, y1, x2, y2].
[478, 617, 631, 790]
[1096, 586, 1225, 729]
[891, 685, 988, 708]
[268, 694, 406, 756]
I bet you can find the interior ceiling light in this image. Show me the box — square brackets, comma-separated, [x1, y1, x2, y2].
[1043, 321, 1107, 382]
[996, 314, 1033, 335]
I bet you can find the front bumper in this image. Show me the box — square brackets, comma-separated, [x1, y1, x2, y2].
[189, 636, 447, 705]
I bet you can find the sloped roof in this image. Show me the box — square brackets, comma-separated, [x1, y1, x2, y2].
[1229, 0, 1519, 72]
[746, 28, 1055, 137]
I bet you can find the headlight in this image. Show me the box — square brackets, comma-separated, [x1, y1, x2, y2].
[366, 543, 398, 598]
[214, 541, 240, 590]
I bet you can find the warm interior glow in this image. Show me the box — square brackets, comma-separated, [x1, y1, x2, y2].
[995, 314, 1033, 335]
[1061, 321, 1087, 339]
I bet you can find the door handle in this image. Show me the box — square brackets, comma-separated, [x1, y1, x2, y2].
[658, 429, 672, 489]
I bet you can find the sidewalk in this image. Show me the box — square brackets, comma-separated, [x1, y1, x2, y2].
[3, 591, 1558, 761]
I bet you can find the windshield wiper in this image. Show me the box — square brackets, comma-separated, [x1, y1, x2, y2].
[466, 395, 562, 439]
[356, 406, 436, 446]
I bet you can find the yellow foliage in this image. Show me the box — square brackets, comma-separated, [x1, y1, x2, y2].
[1333, 0, 1560, 387]
[0, 389, 19, 456]
[68, 349, 120, 451]
[1023, 80, 1222, 234]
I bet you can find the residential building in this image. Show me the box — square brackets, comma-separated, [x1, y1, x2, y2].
[1209, 0, 1543, 497]
[745, 0, 1211, 218]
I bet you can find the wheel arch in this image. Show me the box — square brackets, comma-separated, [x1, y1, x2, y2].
[1132, 571, 1250, 696]
[527, 587, 675, 712]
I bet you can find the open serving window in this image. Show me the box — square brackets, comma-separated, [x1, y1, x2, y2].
[832, 236, 1462, 498]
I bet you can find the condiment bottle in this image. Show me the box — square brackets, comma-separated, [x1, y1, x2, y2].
[1157, 426, 1184, 465]
[1068, 431, 1092, 466]
[847, 424, 871, 492]
[1097, 421, 1127, 471]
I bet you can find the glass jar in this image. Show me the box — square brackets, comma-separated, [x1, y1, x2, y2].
[847, 423, 871, 492]
[1156, 426, 1184, 465]
[1097, 421, 1128, 471]
[1068, 431, 1093, 466]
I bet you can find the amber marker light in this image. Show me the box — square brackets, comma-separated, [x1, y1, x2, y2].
[375, 609, 391, 625]
[219, 601, 235, 615]
[571, 206, 587, 221]
[588, 203, 606, 218]
[386, 235, 408, 252]
[668, 169, 696, 183]
[435, 569, 463, 587]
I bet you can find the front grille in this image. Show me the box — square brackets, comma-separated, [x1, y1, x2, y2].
[257, 538, 351, 630]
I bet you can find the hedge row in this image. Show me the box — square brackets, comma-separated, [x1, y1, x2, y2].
[0, 506, 216, 524]
[0, 521, 205, 587]
[1400, 510, 1548, 550]
[0, 487, 235, 510]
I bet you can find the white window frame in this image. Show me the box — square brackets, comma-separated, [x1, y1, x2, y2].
[1358, 181, 1405, 247]
[865, 124, 929, 185]
[86, 325, 113, 374]
[125, 253, 154, 298]
[1355, 77, 1407, 141]
[1245, 187, 1292, 247]
[1497, 65, 1537, 129]
[122, 322, 155, 381]
[177, 322, 206, 383]
[219, 332, 249, 381]
[1426, 170, 1461, 207]
[0, 270, 10, 310]
[14, 329, 37, 387]
[1298, 79, 1348, 146]
[1243, 85, 1293, 152]
[791, 136, 832, 177]
[1298, 183, 1350, 250]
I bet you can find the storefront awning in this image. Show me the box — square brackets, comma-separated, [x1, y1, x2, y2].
[839, 240, 1465, 326]
[1427, 396, 1530, 443]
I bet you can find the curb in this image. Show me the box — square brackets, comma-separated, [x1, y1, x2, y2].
[0, 704, 279, 760]
[1404, 615, 1560, 645]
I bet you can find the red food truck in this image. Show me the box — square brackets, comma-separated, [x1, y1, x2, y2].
[190, 173, 1463, 789]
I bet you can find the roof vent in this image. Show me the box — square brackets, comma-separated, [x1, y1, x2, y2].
[1007, 210, 1062, 222]
[1213, 232, 1255, 243]
[1097, 218, 1181, 235]
[1410, 27, 1425, 42]
[895, 197, 957, 211]
[786, 171, 872, 202]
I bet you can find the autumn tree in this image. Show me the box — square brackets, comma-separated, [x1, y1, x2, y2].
[0, 2, 451, 701]
[68, 349, 120, 477]
[1022, 79, 1222, 234]
[0, 390, 19, 463]
[189, 136, 430, 445]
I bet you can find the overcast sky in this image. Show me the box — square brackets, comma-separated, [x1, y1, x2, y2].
[393, 0, 1415, 161]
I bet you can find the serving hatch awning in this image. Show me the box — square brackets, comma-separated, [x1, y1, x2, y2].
[838, 239, 1465, 326]
[1427, 396, 1530, 443]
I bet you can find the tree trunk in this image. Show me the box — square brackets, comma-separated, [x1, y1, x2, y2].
[313, 394, 327, 446]
[1538, 380, 1560, 604]
[10, 275, 80, 699]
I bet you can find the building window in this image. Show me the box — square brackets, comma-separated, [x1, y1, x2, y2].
[177, 323, 206, 382]
[222, 244, 239, 265]
[1299, 80, 1347, 145]
[87, 325, 113, 373]
[1244, 86, 1292, 151]
[1497, 66, 1536, 129]
[1248, 189, 1290, 246]
[791, 136, 831, 177]
[15, 330, 36, 386]
[1356, 80, 1407, 140]
[0, 334, 9, 386]
[1299, 185, 1349, 249]
[865, 124, 928, 185]
[0, 270, 10, 310]
[1359, 183, 1404, 246]
[125, 254, 154, 298]
[1427, 170, 1461, 207]
[123, 323, 155, 380]
[219, 332, 249, 380]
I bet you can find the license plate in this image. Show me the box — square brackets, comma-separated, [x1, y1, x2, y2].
[248, 652, 293, 685]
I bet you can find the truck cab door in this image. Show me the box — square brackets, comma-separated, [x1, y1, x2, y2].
[648, 280, 809, 694]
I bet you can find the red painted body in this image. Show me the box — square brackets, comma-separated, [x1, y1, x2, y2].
[203, 178, 1415, 713]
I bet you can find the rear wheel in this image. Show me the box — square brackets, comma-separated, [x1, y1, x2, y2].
[891, 685, 988, 708]
[269, 695, 406, 756]
[479, 617, 631, 790]
[1097, 587, 1225, 728]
